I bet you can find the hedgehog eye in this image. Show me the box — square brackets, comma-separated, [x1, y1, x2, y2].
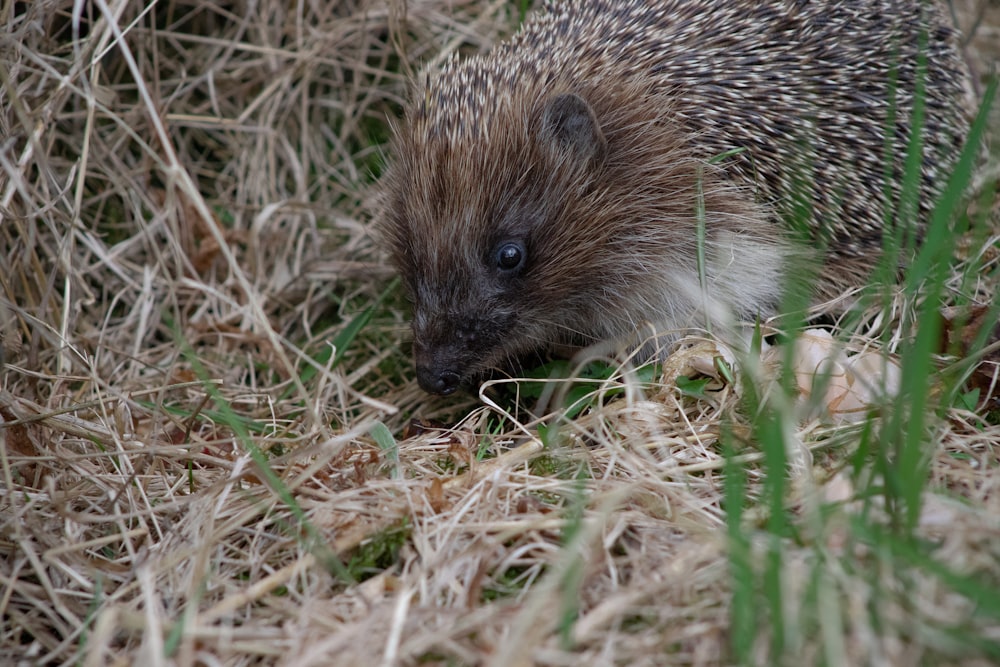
[494, 241, 526, 273]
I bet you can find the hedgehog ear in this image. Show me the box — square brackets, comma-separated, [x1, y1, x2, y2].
[539, 93, 607, 166]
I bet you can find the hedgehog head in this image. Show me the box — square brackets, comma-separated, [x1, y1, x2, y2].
[380, 87, 615, 394]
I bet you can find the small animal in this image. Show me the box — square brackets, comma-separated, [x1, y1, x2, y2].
[379, 0, 971, 395]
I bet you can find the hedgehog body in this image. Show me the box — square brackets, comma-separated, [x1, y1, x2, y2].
[380, 0, 971, 395]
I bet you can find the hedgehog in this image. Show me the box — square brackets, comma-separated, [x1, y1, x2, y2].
[379, 0, 971, 395]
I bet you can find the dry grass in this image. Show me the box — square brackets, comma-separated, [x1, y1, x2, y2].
[2, 1, 999, 665]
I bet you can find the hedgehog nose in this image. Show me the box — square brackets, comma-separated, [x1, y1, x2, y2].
[416, 366, 461, 395]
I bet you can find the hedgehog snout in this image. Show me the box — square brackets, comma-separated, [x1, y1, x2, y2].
[411, 305, 518, 394]
[415, 364, 462, 395]
[413, 337, 471, 395]
[411, 318, 476, 395]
